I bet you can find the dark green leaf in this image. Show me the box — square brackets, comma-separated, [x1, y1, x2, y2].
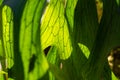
[49, 63, 69, 80]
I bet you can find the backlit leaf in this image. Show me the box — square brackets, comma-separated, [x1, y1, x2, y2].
[41, 0, 72, 60]
[20, 0, 48, 79]
[2, 5, 14, 69]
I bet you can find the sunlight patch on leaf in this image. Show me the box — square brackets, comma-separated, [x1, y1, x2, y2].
[78, 43, 90, 59]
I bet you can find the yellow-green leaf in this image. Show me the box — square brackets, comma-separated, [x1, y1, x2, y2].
[41, 0, 72, 60]
[2, 5, 14, 69]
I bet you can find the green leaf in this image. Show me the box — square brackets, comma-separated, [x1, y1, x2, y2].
[46, 46, 57, 80]
[41, 0, 72, 60]
[1, 4, 14, 80]
[2, 5, 14, 69]
[47, 46, 58, 64]
[74, 0, 98, 50]
[3, 0, 27, 79]
[1, 0, 119, 80]
[19, 0, 48, 80]
[73, 0, 98, 79]
[65, 0, 77, 32]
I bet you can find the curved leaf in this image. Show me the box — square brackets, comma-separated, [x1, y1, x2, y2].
[41, 0, 72, 60]
[20, 0, 48, 80]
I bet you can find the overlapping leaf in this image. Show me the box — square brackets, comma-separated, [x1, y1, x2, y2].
[73, 0, 99, 79]
[74, 0, 120, 80]
[20, 0, 48, 80]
